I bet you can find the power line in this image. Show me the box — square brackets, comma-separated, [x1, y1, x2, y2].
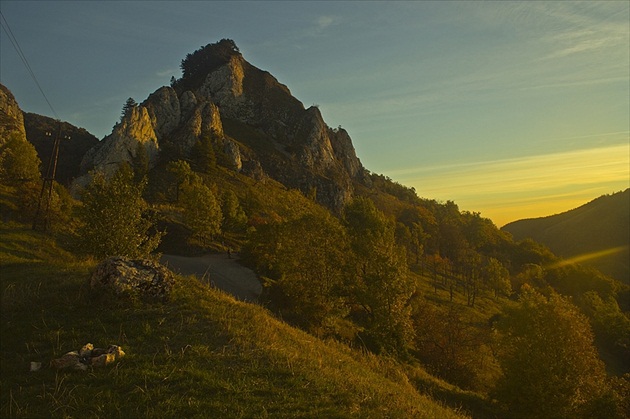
[0, 10, 59, 120]
[0, 10, 68, 231]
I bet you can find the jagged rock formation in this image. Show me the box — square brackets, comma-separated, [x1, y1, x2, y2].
[78, 39, 366, 211]
[0, 84, 27, 145]
[78, 104, 160, 185]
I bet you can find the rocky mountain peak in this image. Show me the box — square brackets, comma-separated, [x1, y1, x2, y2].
[77, 39, 365, 210]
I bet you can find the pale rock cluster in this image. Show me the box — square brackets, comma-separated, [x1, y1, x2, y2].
[50, 343, 126, 371]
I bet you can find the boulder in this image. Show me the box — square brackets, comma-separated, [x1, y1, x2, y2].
[90, 256, 175, 301]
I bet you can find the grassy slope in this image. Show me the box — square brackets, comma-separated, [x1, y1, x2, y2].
[0, 223, 467, 418]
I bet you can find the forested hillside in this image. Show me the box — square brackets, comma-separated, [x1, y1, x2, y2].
[2, 40, 629, 418]
[503, 189, 629, 284]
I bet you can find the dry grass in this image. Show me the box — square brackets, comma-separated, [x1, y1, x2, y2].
[0, 222, 468, 418]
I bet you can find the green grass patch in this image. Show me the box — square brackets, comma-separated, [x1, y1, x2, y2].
[1, 222, 467, 418]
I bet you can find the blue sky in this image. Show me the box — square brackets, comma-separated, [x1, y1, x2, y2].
[1, 1, 628, 226]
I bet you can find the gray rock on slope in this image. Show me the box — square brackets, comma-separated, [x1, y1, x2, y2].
[90, 256, 175, 302]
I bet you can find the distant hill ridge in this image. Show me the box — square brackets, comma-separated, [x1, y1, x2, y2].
[502, 189, 630, 283]
[23, 113, 99, 186]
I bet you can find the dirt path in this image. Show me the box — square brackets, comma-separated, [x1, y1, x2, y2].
[160, 253, 262, 302]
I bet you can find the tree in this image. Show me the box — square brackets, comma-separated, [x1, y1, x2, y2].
[484, 257, 511, 300]
[344, 197, 415, 353]
[180, 177, 222, 246]
[131, 142, 149, 184]
[77, 164, 162, 258]
[221, 190, 247, 232]
[246, 212, 352, 336]
[493, 285, 609, 418]
[166, 160, 192, 202]
[0, 133, 41, 185]
[577, 291, 630, 361]
[412, 300, 495, 390]
[121, 97, 137, 121]
[512, 263, 547, 293]
[395, 210, 429, 267]
[457, 247, 483, 307]
[191, 134, 216, 174]
[179, 39, 240, 83]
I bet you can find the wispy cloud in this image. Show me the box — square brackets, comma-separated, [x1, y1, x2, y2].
[316, 15, 338, 30]
[542, 21, 628, 60]
[156, 68, 178, 78]
[393, 143, 629, 191]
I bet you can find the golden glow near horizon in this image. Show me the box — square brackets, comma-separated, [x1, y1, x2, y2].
[392, 141, 630, 226]
[550, 246, 629, 269]
[1, 2, 627, 229]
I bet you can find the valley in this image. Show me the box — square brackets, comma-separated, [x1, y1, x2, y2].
[1, 39, 628, 418]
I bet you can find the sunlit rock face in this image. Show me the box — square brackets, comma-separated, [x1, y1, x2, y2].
[186, 44, 366, 211]
[0, 83, 27, 145]
[197, 55, 246, 118]
[79, 105, 159, 181]
[76, 40, 367, 211]
[144, 86, 181, 141]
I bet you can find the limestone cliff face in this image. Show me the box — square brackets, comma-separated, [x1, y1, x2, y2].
[189, 48, 365, 210]
[144, 87, 181, 141]
[197, 56, 246, 118]
[80, 105, 159, 180]
[0, 84, 27, 145]
[78, 82, 241, 186]
[329, 126, 362, 179]
[78, 40, 365, 210]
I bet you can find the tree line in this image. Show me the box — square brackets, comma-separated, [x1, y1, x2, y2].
[2, 123, 628, 417]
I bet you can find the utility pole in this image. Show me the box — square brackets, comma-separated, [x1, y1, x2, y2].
[32, 120, 69, 231]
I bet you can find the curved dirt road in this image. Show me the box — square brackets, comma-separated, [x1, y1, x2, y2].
[160, 253, 262, 302]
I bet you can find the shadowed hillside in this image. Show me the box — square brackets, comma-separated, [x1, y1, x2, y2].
[23, 113, 99, 186]
[503, 189, 629, 283]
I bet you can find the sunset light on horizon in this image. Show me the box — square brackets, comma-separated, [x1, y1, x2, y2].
[1, 3, 630, 415]
[1, 1, 628, 226]
[392, 140, 630, 226]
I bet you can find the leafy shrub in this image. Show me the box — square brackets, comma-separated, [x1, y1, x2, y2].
[77, 164, 162, 258]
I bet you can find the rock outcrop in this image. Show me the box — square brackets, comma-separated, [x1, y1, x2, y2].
[77, 86, 231, 185]
[79, 105, 160, 181]
[0, 84, 27, 145]
[77, 39, 366, 210]
[90, 256, 175, 302]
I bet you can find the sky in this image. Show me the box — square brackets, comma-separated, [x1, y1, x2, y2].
[1, 1, 628, 226]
